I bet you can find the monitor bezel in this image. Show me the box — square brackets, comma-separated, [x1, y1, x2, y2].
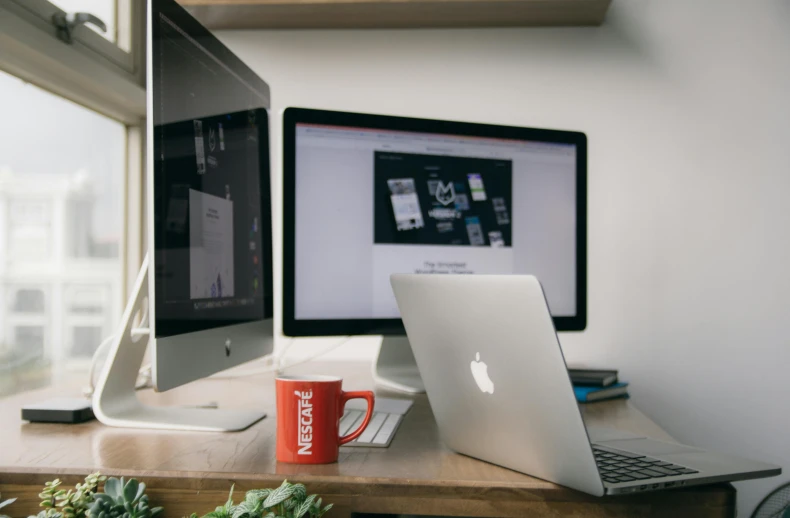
[282, 107, 587, 336]
[149, 0, 274, 339]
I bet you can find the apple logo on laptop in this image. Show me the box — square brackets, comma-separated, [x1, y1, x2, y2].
[470, 352, 494, 394]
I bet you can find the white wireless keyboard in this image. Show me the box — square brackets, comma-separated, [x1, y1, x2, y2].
[341, 397, 413, 448]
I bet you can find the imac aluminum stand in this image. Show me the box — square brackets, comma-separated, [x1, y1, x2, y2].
[372, 336, 425, 394]
[92, 255, 266, 432]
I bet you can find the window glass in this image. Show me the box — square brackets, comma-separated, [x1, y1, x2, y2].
[0, 69, 124, 398]
[71, 326, 104, 358]
[14, 289, 46, 313]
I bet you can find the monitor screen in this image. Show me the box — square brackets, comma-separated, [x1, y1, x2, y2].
[283, 109, 586, 335]
[151, 0, 273, 338]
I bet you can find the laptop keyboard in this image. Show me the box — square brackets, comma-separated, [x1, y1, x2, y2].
[593, 446, 699, 484]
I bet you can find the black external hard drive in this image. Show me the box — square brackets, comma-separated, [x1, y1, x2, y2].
[21, 398, 95, 424]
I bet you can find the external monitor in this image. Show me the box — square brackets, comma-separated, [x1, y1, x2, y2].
[92, 0, 274, 431]
[282, 108, 586, 392]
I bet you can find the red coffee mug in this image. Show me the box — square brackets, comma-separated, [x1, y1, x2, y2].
[276, 375, 375, 464]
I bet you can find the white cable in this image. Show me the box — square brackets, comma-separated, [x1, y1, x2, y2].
[210, 336, 352, 379]
[273, 337, 297, 370]
[275, 336, 352, 373]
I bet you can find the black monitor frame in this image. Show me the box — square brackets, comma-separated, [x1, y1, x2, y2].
[151, 0, 273, 338]
[282, 107, 587, 336]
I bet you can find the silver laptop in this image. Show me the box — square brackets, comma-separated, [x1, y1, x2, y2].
[390, 274, 781, 495]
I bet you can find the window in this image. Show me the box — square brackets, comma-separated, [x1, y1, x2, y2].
[0, 1, 145, 125]
[69, 290, 104, 314]
[0, 70, 125, 396]
[70, 326, 103, 358]
[48, 0, 126, 49]
[1, 326, 49, 398]
[10, 201, 51, 225]
[0, 0, 143, 398]
[3, 0, 142, 78]
[13, 326, 45, 354]
[14, 289, 46, 313]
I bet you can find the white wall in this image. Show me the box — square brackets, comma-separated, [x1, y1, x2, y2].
[217, 1, 790, 514]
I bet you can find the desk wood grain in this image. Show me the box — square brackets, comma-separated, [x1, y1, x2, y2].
[0, 362, 734, 518]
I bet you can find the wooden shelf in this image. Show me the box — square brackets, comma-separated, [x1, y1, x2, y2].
[177, 0, 612, 30]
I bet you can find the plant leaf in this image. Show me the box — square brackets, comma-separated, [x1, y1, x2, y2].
[310, 497, 322, 514]
[262, 482, 293, 509]
[134, 482, 146, 504]
[293, 495, 315, 518]
[244, 490, 270, 506]
[231, 501, 252, 518]
[103, 479, 121, 500]
[93, 494, 113, 506]
[290, 484, 306, 502]
[224, 485, 235, 511]
[0, 498, 16, 510]
[122, 479, 140, 505]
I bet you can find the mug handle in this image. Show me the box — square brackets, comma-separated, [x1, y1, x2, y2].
[338, 391, 375, 445]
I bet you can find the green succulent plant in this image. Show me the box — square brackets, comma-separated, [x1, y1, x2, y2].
[58, 472, 106, 518]
[87, 478, 162, 518]
[191, 480, 333, 518]
[37, 478, 65, 518]
[9, 475, 330, 518]
[31, 472, 107, 518]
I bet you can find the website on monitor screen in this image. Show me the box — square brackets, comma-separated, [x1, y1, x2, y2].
[294, 124, 577, 320]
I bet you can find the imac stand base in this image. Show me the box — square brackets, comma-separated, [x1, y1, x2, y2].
[91, 255, 266, 432]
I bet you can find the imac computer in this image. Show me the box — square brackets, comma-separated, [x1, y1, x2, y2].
[282, 108, 586, 393]
[92, 0, 274, 431]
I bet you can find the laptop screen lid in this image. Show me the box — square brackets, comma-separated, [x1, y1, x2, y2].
[390, 273, 604, 496]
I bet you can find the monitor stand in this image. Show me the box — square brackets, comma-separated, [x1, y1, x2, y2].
[92, 254, 266, 432]
[372, 336, 425, 394]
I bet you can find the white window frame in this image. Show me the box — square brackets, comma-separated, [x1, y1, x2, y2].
[0, 0, 145, 124]
[0, 0, 147, 301]
[5, 0, 144, 82]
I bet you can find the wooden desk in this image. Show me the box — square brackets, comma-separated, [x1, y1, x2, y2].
[0, 362, 734, 518]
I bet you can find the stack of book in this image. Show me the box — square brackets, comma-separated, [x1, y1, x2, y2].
[568, 368, 629, 403]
